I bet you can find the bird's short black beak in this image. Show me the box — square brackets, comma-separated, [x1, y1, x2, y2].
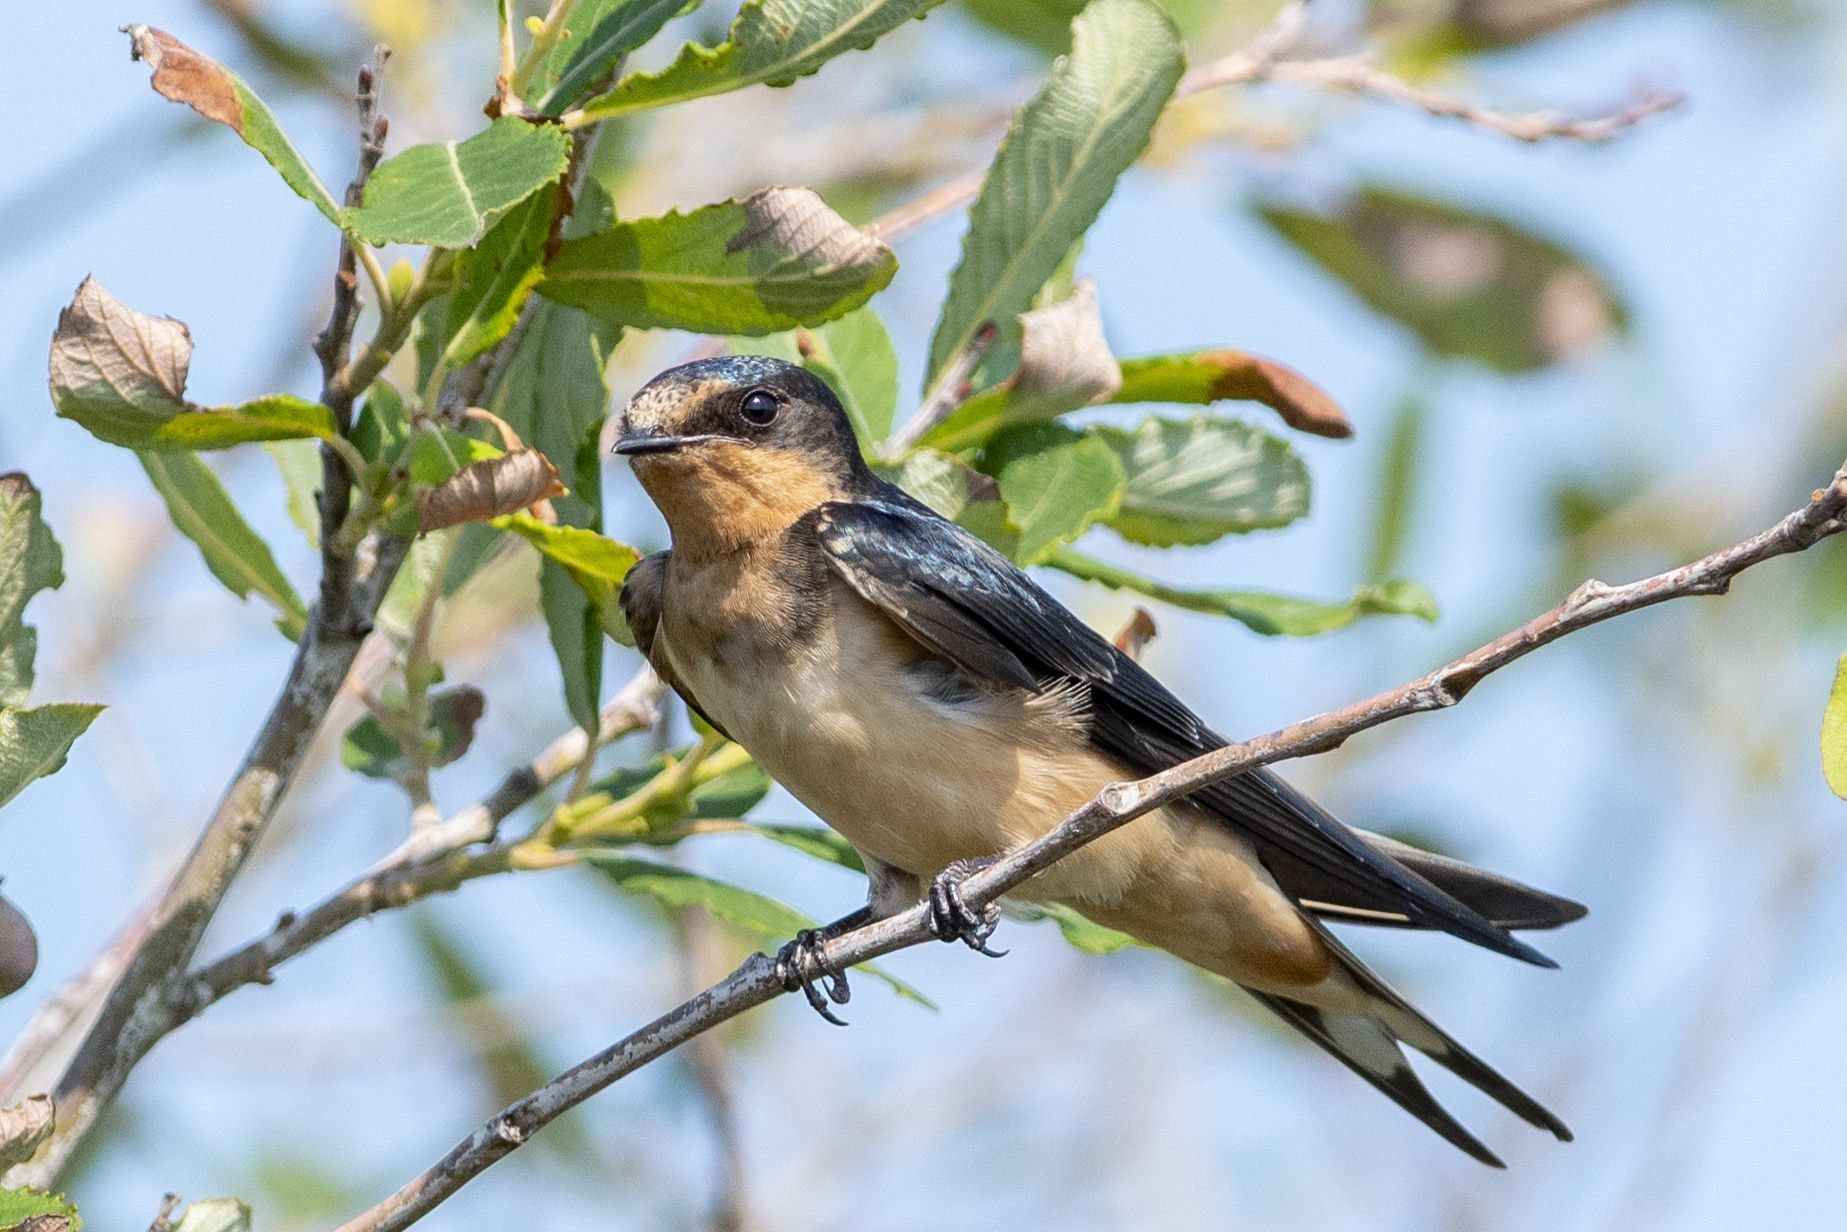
[612, 431, 723, 456]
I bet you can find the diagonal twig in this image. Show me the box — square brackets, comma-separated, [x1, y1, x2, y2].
[327, 459, 1847, 1232]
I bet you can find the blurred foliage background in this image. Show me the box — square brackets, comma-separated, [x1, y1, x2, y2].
[3, 0, 1845, 1228]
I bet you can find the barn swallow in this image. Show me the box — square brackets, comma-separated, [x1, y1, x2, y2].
[614, 355, 1585, 1166]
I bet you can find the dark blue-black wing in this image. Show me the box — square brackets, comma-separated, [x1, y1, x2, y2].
[811, 491, 1560, 966]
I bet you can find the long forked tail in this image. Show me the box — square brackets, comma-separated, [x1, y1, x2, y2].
[1246, 920, 1572, 1168]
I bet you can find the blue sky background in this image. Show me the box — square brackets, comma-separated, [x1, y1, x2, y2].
[3, 0, 1846, 1228]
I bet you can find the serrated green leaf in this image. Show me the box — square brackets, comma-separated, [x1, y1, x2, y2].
[0, 704, 101, 812]
[925, 0, 1182, 387]
[540, 187, 895, 333]
[127, 25, 340, 222]
[49, 279, 336, 452]
[1256, 186, 1628, 373]
[139, 452, 308, 639]
[170, 1197, 251, 1232]
[1094, 416, 1308, 546]
[346, 119, 571, 247]
[0, 1183, 80, 1229]
[442, 187, 560, 366]
[583, 854, 933, 1006]
[536, 0, 695, 112]
[980, 423, 1123, 562]
[575, 0, 947, 120]
[1049, 546, 1439, 636]
[0, 475, 63, 708]
[1823, 654, 1847, 799]
[745, 307, 898, 448]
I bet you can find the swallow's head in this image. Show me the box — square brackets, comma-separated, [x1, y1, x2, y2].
[614, 355, 869, 548]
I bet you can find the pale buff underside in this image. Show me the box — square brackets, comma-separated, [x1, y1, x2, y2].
[656, 565, 1367, 1008]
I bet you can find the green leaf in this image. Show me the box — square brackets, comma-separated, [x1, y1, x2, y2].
[877, 449, 1022, 559]
[980, 424, 1123, 562]
[540, 188, 896, 334]
[341, 686, 486, 782]
[49, 280, 337, 452]
[1366, 396, 1425, 583]
[264, 440, 322, 547]
[351, 382, 412, 467]
[925, 0, 1183, 387]
[138, 452, 309, 639]
[1110, 350, 1351, 439]
[1823, 653, 1847, 799]
[1049, 548, 1439, 635]
[346, 118, 572, 247]
[1016, 901, 1137, 953]
[0, 1183, 80, 1229]
[494, 516, 640, 591]
[1094, 415, 1309, 546]
[0, 475, 64, 708]
[442, 186, 561, 366]
[170, 1197, 252, 1232]
[127, 25, 340, 222]
[574, 0, 948, 120]
[1256, 186, 1628, 373]
[535, 0, 694, 112]
[583, 854, 933, 1006]
[745, 823, 866, 871]
[745, 307, 899, 447]
[0, 704, 102, 812]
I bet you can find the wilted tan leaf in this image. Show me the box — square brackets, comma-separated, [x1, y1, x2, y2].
[1007, 279, 1122, 418]
[728, 186, 889, 271]
[125, 24, 243, 133]
[418, 449, 564, 533]
[1112, 607, 1157, 659]
[50, 277, 190, 421]
[0, 1094, 52, 1168]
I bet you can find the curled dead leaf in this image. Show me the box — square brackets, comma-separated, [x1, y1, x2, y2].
[417, 448, 564, 533]
[0, 1094, 53, 1169]
[50, 277, 192, 421]
[1197, 350, 1351, 439]
[1007, 279, 1122, 418]
[728, 187, 890, 272]
[1112, 607, 1157, 660]
[124, 24, 243, 134]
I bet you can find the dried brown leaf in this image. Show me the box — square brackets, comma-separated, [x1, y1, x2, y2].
[0, 1094, 52, 1169]
[124, 24, 243, 134]
[1197, 349, 1351, 439]
[417, 449, 564, 533]
[1007, 278, 1122, 418]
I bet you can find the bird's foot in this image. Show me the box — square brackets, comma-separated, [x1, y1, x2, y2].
[774, 928, 851, 1026]
[927, 858, 1006, 957]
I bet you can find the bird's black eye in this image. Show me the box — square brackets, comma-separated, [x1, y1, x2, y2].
[739, 388, 780, 427]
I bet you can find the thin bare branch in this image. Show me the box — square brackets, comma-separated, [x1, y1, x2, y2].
[880, 322, 999, 458]
[328, 457, 1847, 1232]
[862, 0, 1676, 248]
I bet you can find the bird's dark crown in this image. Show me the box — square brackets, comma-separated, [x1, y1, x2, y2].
[616, 355, 869, 484]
